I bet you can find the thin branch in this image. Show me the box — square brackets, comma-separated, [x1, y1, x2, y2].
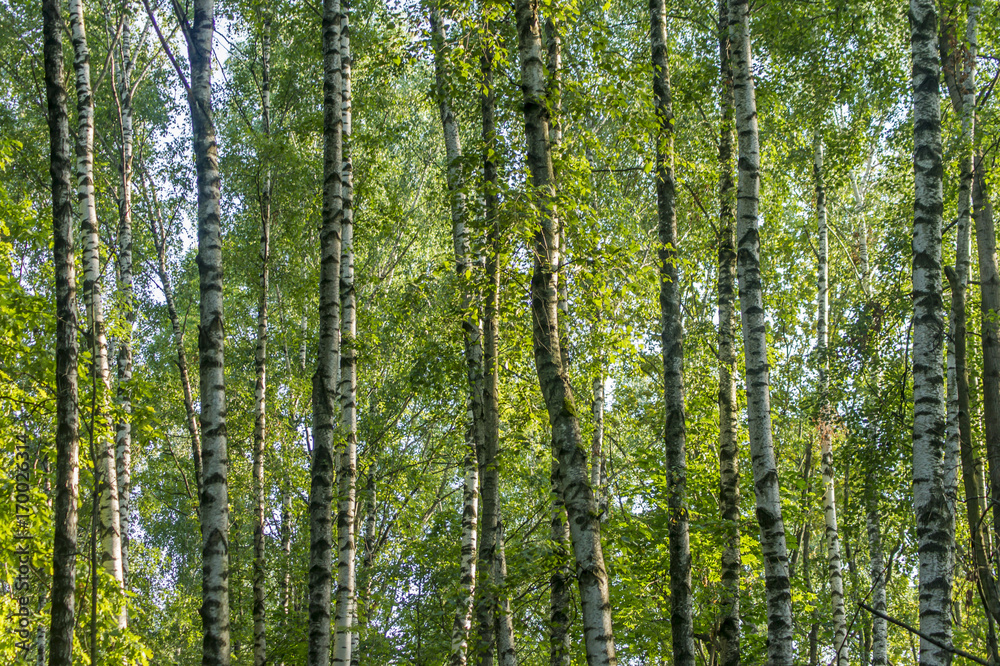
[141, 0, 190, 93]
[858, 602, 990, 666]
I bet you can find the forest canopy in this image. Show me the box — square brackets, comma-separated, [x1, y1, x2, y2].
[1, 0, 998, 664]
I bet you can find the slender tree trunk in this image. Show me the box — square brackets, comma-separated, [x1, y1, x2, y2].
[44, 2, 80, 660]
[332, 7, 359, 664]
[865, 473, 889, 666]
[495, 517, 517, 666]
[309, 0, 342, 661]
[475, 23, 515, 666]
[975, 162, 1000, 601]
[543, 17, 572, 666]
[515, 0, 616, 662]
[143, 173, 203, 500]
[178, 0, 232, 659]
[251, 15, 273, 666]
[728, 0, 793, 661]
[814, 137, 847, 666]
[430, 9, 483, 663]
[114, 10, 135, 586]
[945, 0, 1000, 631]
[649, 2, 694, 663]
[69, 0, 126, 615]
[352, 472, 376, 666]
[716, 2, 740, 663]
[909, 2, 953, 664]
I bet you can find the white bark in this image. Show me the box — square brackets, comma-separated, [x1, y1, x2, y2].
[179, 0, 231, 659]
[309, 0, 342, 661]
[334, 3, 358, 664]
[909, 2, 953, 664]
[815, 138, 847, 666]
[43, 3, 80, 659]
[728, 0, 793, 661]
[69, 0, 126, 623]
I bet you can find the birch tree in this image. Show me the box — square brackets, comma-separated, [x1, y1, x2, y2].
[728, 0, 794, 660]
[909, 2, 953, 664]
[175, 0, 232, 659]
[716, 2, 740, 663]
[309, 0, 342, 661]
[814, 137, 846, 666]
[515, 0, 615, 661]
[114, 8, 135, 584]
[251, 13, 273, 666]
[649, 1, 694, 663]
[334, 3, 359, 662]
[429, 7, 481, 665]
[69, 0, 126, 614]
[43, 0, 81, 659]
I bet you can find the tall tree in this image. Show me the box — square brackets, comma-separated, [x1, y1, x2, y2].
[909, 1, 953, 664]
[814, 137, 847, 666]
[716, 1, 740, 663]
[334, 2, 359, 663]
[309, 0, 342, 661]
[649, 1, 694, 664]
[69, 0, 126, 613]
[514, 0, 616, 662]
[429, 7, 481, 665]
[43, 0, 81, 659]
[114, 6, 136, 586]
[251, 12, 273, 666]
[176, 0, 232, 659]
[728, 0, 794, 661]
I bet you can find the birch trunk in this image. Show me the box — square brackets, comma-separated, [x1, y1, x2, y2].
[814, 138, 847, 666]
[974, 163, 1000, 596]
[716, 2, 740, 663]
[69, 0, 126, 611]
[945, 0, 1000, 629]
[909, 2, 953, 664]
[544, 18, 572, 666]
[114, 11, 135, 585]
[179, 0, 232, 659]
[334, 7, 359, 664]
[495, 517, 517, 666]
[515, 0, 616, 661]
[144, 173, 203, 500]
[252, 15, 273, 666]
[476, 25, 515, 666]
[430, 9, 481, 665]
[728, 0, 793, 660]
[43, 3, 80, 660]
[866, 472, 889, 666]
[650, 2, 694, 663]
[309, 0, 342, 661]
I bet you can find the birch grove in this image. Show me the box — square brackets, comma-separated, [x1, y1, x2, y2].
[16, 0, 1000, 664]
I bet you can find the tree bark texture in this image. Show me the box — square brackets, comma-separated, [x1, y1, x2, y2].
[309, 0, 342, 661]
[909, 2, 953, 664]
[495, 517, 517, 666]
[728, 0, 794, 661]
[515, 0, 616, 662]
[44, 1, 80, 659]
[252, 15, 272, 666]
[430, 8, 481, 665]
[716, 2, 740, 663]
[865, 474, 889, 666]
[650, 1, 694, 664]
[334, 4, 358, 665]
[814, 138, 847, 666]
[114, 10, 135, 585]
[69, 0, 126, 609]
[181, 0, 231, 659]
